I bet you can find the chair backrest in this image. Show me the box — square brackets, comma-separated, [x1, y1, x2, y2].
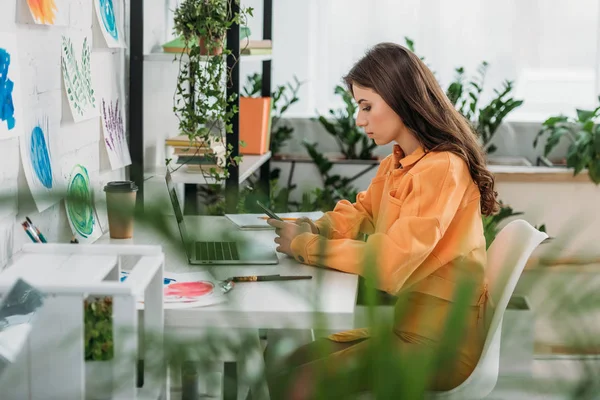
[484, 219, 548, 331]
[431, 220, 547, 398]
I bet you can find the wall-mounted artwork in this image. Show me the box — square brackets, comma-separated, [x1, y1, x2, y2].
[0, 34, 23, 140]
[18, 0, 67, 26]
[94, 0, 124, 48]
[65, 164, 101, 243]
[20, 114, 62, 212]
[101, 98, 131, 169]
[61, 35, 98, 122]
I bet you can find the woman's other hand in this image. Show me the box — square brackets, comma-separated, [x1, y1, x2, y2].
[267, 218, 314, 256]
[295, 217, 319, 234]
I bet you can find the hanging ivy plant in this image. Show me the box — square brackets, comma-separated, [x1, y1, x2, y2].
[172, 0, 253, 183]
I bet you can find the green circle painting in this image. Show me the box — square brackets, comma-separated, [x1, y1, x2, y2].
[66, 164, 94, 238]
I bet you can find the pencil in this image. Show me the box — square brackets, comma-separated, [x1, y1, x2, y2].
[258, 216, 298, 221]
[230, 275, 312, 282]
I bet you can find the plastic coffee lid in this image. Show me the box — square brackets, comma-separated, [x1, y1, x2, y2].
[103, 181, 138, 193]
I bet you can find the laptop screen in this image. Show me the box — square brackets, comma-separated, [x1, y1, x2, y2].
[165, 171, 191, 249]
[0, 279, 45, 377]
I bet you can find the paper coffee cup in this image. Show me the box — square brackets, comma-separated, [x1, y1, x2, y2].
[104, 181, 138, 239]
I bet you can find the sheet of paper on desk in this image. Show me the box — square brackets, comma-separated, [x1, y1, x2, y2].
[121, 271, 230, 309]
[225, 211, 324, 230]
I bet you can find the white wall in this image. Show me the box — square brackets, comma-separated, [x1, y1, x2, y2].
[0, 0, 127, 267]
[241, 0, 600, 120]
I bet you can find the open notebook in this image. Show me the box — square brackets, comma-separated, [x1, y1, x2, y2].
[225, 211, 324, 230]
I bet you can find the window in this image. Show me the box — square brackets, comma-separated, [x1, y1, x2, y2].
[268, 0, 600, 120]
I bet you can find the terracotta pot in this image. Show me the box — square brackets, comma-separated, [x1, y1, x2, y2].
[239, 97, 272, 155]
[198, 35, 224, 55]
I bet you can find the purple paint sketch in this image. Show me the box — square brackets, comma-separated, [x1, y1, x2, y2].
[0, 48, 16, 131]
[102, 98, 126, 160]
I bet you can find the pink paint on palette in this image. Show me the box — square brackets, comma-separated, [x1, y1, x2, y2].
[164, 281, 214, 303]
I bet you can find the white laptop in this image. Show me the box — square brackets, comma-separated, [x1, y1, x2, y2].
[165, 170, 279, 265]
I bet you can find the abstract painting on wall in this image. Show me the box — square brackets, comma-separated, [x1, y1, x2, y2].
[61, 35, 98, 122]
[65, 164, 101, 243]
[94, 0, 124, 48]
[0, 34, 23, 140]
[101, 98, 131, 169]
[19, 115, 62, 212]
[23, 0, 66, 25]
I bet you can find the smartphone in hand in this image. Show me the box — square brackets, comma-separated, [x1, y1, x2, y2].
[256, 200, 283, 221]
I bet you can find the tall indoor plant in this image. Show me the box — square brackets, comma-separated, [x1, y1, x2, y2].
[533, 99, 600, 183]
[172, 0, 253, 184]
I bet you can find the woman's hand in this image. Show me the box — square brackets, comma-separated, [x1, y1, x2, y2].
[267, 218, 314, 256]
[295, 217, 319, 234]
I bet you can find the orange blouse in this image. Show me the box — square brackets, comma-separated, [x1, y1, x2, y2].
[290, 145, 487, 302]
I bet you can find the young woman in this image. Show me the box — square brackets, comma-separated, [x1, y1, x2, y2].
[267, 42, 498, 399]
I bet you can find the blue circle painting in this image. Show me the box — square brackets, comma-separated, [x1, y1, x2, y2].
[30, 126, 53, 189]
[100, 0, 118, 41]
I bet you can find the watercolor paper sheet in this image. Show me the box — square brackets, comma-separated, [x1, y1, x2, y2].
[19, 112, 63, 212]
[61, 35, 98, 123]
[65, 164, 102, 243]
[0, 34, 23, 140]
[121, 271, 230, 309]
[20, 0, 68, 26]
[93, 0, 124, 48]
[101, 98, 131, 169]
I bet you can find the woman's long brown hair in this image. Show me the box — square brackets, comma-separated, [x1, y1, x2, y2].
[343, 42, 499, 216]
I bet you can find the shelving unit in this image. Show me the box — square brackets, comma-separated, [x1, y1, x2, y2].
[145, 151, 272, 185]
[128, 0, 273, 213]
[143, 52, 273, 63]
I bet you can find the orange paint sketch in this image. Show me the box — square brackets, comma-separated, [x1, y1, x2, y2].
[26, 0, 58, 25]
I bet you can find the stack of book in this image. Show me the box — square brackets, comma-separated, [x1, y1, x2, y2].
[240, 38, 272, 56]
[165, 135, 226, 174]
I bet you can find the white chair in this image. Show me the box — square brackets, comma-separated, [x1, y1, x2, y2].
[427, 219, 548, 399]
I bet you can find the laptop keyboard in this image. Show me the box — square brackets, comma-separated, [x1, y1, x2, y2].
[195, 241, 240, 261]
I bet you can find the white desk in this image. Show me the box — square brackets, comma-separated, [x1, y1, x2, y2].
[96, 216, 359, 331]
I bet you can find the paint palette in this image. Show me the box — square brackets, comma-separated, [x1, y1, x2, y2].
[120, 271, 232, 309]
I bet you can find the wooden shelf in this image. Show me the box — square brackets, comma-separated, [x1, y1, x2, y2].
[144, 52, 272, 63]
[145, 151, 272, 185]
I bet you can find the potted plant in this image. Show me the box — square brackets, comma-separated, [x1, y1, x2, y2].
[173, 0, 230, 55]
[84, 296, 114, 398]
[239, 73, 272, 155]
[533, 99, 600, 183]
[172, 0, 253, 184]
[241, 73, 304, 156]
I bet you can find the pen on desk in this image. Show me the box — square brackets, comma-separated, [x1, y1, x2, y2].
[258, 216, 299, 221]
[25, 217, 47, 243]
[230, 275, 312, 282]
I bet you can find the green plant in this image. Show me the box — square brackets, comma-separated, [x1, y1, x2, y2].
[242, 73, 304, 155]
[172, 0, 253, 184]
[483, 202, 546, 248]
[173, 0, 230, 45]
[84, 297, 113, 361]
[301, 141, 359, 211]
[533, 99, 600, 183]
[405, 37, 523, 154]
[316, 85, 378, 160]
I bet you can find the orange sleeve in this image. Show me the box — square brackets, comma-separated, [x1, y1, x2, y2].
[314, 156, 392, 240]
[290, 154, 473, 294]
